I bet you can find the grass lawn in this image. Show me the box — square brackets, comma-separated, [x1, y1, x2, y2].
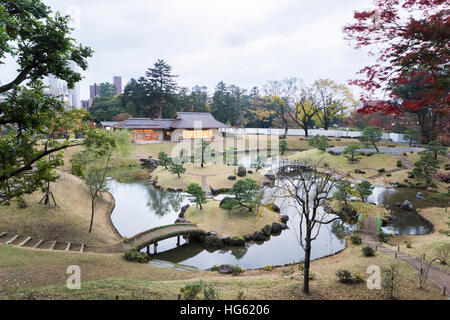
[0, 171, 120, 245]
[185, 201, 281, 237]
[0, 240, 444, 300]
[152, 163, 266, 190]
[382, 207, 450, 273]
[288, 149, 399, 175]
[129, 136, 372, 160]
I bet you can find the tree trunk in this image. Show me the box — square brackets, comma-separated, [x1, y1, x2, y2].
[303, 229, 312, 294]
[304, 126, 309, 138]
[283, 124, 288, 139]
[89, 197, 95, 233]
[373, 142, 380, 153]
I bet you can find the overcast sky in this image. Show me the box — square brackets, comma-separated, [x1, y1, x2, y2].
[1, 0, 377, 100]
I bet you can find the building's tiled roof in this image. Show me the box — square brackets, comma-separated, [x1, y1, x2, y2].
[109, 113, 229, 130]
[113, 118, 167, 130]
[100, 121, 118, 127]
[170, 112, 229, 129]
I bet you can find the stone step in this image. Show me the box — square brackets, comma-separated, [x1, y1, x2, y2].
[49, 241, 57, 250]
[5, 235, 18, 244]
[19, 237, 32, 247]
[33, 239, 44, 249]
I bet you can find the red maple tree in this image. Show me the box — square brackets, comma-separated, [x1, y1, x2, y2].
[343, 0, 449, 143]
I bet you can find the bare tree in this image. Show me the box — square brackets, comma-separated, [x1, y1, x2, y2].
[418, 254, 438, 289]
[275, 159, 341, 293]
[263, 78, 300, 139]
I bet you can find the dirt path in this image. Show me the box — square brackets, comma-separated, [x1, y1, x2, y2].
[361, 233, 450, 296]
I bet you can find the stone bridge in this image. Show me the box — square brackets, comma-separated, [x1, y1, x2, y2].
[124, 223, 205, 254]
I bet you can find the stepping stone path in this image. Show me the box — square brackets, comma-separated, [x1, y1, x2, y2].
[0, 232, 88, 254]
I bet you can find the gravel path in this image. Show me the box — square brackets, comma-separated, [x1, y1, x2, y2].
[328, 146, 425, 155]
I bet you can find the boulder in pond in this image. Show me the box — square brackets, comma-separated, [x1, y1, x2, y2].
[416, 192, 425, 199]
[400, 200, 414, 211]
[280, 214, 289, 223]
[243, 234, 253, 241]
[328, 150, 343, 156]
[253, 231, 266, 242]
[281, 223, 289, 230]
[237, 166, 247, 177]
[204, 235, 223, 248]
[218, 264, 233, 274]
[220, 235, 230, 244]
[271, 222, 283, 234]
[262, 225, 272, 236]
[179, 204, 190, 218]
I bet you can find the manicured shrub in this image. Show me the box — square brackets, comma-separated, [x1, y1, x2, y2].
[180, 281, 205, 300]
[350, 234, 362, 245]
[397, 161, 403, 168]
[210, 265, 219, 272]
[362, 246, 375, 257]
[203, 283, 220, 300]
[336, 269, 353, 283]
[387, 173, 392, 177]
[263, 265, 273, 271]
[378, 168, 386, 173]
[123, 249, 150, 263]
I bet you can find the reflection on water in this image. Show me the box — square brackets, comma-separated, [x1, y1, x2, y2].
[109, 168, 437, 269]
[369, 187, 435, 235]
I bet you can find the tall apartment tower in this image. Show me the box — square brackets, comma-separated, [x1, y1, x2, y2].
[113, 76, 122, 95]
[89, 83, 100, 100]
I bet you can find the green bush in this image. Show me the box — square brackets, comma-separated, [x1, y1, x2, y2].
[397, 161, 403, 168]
[180, 281, 205, 300]
[203, 283, 220, 300]
[386, 173, 392, 177]
[16, 196, 27, 209]
[350, 234, 362, 245]
[263, 265, 273, 272]
[232, 265, 243, 276]
[336, 269, 353, 283]
[377, 232, 391, 243]
[353, 273, 364, 284]
[378, 168, 386, 173]
[71, 163, 84, 177]
[362, 246, 375, 257]
[123, 249, 150, 263]
[210, 265, 219, 271]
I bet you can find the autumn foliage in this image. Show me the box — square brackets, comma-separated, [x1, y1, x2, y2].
[344, 0, 449, 142]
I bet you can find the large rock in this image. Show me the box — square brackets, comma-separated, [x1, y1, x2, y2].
[228, 175, 237, 181]
[281, 223, 289, 230]
[179, 204, 190, 218]
[416, 192, 425, 199]
[237, 166, 247, 177]
[400, 200, 414, 211]
[220, 235, 230, 245]
[175, 218, 189, 224]
[328, 150, 342, 156]
[271, 222, 283, 234]
[243, 234, 253, 241]
[354, 169, 366, 174]
[262, 225, 272, 236]
[253, 231, 266, 242]
[218, 264, 233, 274]
[204, 235, 223, 248]
[280, 214, 289, 223]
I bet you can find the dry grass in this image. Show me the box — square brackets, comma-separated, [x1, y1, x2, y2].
[0, 171, 120, 245]
[152, 163, 266, 190]
[382, 207, 450, 272]
[1, 241, 445, 300]
[288, 149, 399, 174]
[185, 201, 281, 237]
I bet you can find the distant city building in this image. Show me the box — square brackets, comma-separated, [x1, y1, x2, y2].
[44, 61, 81, 109]
[192, 85, 207, 93]
[89, 83, 100, 100]
[81, 100, 91, 109]
[113, 76, 122, 95]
